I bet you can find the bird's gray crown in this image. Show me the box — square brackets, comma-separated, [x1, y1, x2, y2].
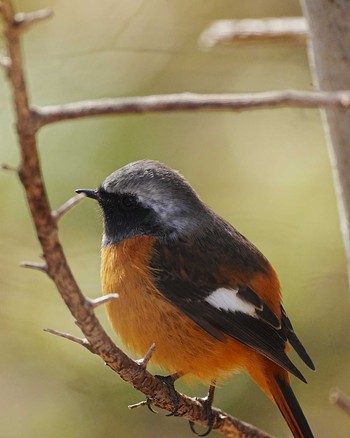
[101, 160, 206, 234]
[102, 160, 197, 201]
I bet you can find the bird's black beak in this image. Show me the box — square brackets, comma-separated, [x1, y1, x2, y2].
[75, 189, 98, 200]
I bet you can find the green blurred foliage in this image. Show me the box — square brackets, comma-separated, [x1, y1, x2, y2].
[1, 0, 349, 437]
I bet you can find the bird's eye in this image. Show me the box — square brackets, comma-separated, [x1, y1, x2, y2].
[120, 194, 137, 210]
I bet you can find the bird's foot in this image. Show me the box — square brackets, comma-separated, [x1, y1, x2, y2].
[141, 372, 182, 416]
[154, 373, 181, 416]
[189, 383, 216, 437]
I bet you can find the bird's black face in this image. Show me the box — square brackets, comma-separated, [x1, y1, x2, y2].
[77, 160, 209, 246]
[95, 186, 165, 245]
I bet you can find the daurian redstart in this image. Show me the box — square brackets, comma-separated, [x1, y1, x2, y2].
[77, 159, 314, 438]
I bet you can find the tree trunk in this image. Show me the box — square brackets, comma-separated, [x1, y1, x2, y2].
[301, 0, 350, 286]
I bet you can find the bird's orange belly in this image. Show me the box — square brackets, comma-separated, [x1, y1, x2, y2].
[101, 237, 255, 383]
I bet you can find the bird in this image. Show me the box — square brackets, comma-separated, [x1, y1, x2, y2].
[76, 159, 314, 438]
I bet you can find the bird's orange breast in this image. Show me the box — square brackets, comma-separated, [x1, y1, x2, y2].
[101, 236, 267, 383]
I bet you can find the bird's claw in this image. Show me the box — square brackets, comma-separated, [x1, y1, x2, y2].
[146, 397, 158, 414]
[154, 374, 181, 416]
[188, 384, 216, 437]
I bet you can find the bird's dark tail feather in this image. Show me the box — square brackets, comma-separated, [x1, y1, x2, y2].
[271, 374, 313, 438]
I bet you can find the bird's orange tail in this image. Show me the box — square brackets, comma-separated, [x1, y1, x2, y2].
[269, 373, 313, 438]
[247, 359, 313, 438]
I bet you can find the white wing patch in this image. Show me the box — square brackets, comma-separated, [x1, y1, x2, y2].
[205, 288, 257, 317]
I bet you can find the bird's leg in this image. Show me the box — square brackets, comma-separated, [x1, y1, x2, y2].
[138, 372, 183, 415]
[154, 371, 183, 416]
[132, 346, 183, 415]
[131, 344, 159, 413]
[189, 381, 216, 437]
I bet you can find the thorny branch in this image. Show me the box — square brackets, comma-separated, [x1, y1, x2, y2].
[1, 2, 272, 437]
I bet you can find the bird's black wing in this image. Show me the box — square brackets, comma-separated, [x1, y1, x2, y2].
[150, 240, 311, 382]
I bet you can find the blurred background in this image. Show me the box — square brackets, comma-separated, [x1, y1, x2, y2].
[1, 0, 349, 437]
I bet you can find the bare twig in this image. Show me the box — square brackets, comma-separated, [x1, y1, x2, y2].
[13, 8, 53, 30]
[135, 343, 156, 369]
[31, 90, 350, 127]
[87, 293, 119, 309]
[330, 388, 350, 417]
[44, 328, 94, 352]
[0, 54, 11, 69]
[51, 193, 86, 221]
[1, 2, 272, 436]
[20, 261, 48, 273]
[128, 400, 149, 410]
[1, 163, 17, 171]
[200, 17, 307, 48]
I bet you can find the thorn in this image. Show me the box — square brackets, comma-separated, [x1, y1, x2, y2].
[339, 94, 350, 108]
[330, 387, 350, 417]
[0, 55, 11, 69]
[135, 343, 156, 368]
[128, 399, 158, 414]
[13, 8, 53, 30]
[20, 261, 48, 273]
[86, 293, 119, 309]
[1, 163, 17, 172]
[128, 400, 149, 410]
[51, 193, 86, 221]
[44, 328, 95, 352]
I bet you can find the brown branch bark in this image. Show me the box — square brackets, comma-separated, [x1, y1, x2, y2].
[200, 17, 308, 48]
[32, 89, 350, 127]
[0, 2, 271, 437]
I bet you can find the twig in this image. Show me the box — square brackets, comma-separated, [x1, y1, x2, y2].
[1, 162, 17, 171]
[135, 343, 156, 368]
[13, 9, 53, 30]
[87, 293, 119, 309]
[128, 400, 149, 410]
[51, 193, 86, 221]
[44, 328, 94, 352]
[330, 388, 350, 417]
[20, 261, 48, 273]
[32, 89, 350, 127]
[200, 17, 308, 48]
[0, 54, 11, 69]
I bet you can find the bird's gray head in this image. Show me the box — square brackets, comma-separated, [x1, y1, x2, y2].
[77, 160, 207, 246]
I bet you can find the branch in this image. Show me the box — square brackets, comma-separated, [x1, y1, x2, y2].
[0, 2, 271, 437]
[1, 162, 17, 171]
[87, 293, 119, 309]
[51, 193, 86, 221]
[20, 261, 48, 273]
[44, 328, 94, 353]
[199, 17, 307, 48]
[32, 89, 350, 127]
[330, 388, 350, 417]
[135, 343, 156, 368]
[13, 8, 53, 30]
[0, 54, 11, 69]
